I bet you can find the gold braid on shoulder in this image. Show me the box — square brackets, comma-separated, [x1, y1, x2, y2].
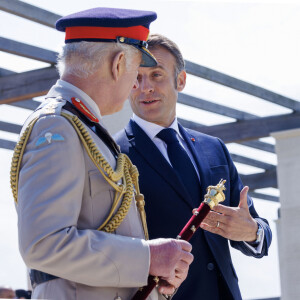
[10, 118, 39, 205]
[10, 112, 149, 240]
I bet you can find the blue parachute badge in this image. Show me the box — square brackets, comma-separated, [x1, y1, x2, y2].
[35, 132, 65, 147]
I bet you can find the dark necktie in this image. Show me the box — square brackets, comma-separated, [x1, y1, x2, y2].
[157, 128, 201, 202]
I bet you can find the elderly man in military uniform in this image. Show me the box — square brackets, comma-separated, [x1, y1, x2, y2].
[11, 8, 193, 300]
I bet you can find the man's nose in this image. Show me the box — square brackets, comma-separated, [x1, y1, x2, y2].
[139, 77, 154, 93]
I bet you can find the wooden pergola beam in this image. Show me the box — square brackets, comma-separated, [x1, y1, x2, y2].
[8, 99, 41, 110]
[176, 101, 275, 152]
[248, 192, 279, 202]
[178, 93, 256, 120]
[0, 66, 58, 104]
[0, 0, 61, 28]
[0, 37, 57, 64]
[238, 140, 275, 153]
[0, 138, 16, 150]
[178, 112, 300, 143]
[0, 121, 22, 134]
[230, 153, 275, 170]
[240, 168, 277, 190]
[185, 60, 300, 111]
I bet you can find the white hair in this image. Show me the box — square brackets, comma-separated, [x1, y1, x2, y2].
[56, 41, 139, 78]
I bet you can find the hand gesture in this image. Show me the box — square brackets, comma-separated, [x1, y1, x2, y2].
[200, 186, 258, 242]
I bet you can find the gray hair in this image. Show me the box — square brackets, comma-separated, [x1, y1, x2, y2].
[57, 41, 139, 78]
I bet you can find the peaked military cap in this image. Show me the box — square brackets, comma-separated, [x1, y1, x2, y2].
[56, 7, 157, 67]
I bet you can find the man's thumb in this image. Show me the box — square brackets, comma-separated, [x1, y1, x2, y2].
[238, 186, 249, 209]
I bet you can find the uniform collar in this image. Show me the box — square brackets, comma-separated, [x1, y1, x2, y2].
[47, 79, 102, 122]
[132, 114, 183, 140]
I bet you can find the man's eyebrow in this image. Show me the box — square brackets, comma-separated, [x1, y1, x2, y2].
[150, 65, 165, 71]
[138, 65, 165, 75]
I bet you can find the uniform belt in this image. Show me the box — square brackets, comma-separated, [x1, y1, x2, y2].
[30, 269, 58, 288]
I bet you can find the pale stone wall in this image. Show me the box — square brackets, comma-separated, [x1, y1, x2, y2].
[102, 99, 132, 135]
[272, 128, 300, 300]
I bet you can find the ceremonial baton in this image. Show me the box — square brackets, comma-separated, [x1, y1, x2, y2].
[132, 179, 226, 300]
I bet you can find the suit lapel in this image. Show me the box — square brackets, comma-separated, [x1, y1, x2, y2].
[179, 123, 212, 201]
[126, 120, 196, 209]
[179, 124, 226, 247]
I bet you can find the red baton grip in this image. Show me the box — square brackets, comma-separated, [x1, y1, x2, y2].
[131, 275, 157, 300]
[178, 202, 210, 241]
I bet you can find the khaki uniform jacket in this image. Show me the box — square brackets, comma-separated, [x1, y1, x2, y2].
[16, 80, 162, 300]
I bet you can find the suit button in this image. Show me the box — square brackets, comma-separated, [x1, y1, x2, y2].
[207, 263, 215, 271]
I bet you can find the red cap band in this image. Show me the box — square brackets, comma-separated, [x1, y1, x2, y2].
[66, 25, 149, 42]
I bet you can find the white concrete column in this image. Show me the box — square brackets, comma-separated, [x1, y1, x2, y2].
[272, 128, 300, 300]
[102, 99, 132, 135]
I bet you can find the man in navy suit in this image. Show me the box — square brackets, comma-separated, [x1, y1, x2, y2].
[115, 34, 272, 300]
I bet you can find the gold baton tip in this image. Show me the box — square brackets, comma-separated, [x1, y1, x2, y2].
[203, 179, 226, 209]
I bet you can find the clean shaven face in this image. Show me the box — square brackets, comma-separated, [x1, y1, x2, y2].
[129, 46, 185, 127]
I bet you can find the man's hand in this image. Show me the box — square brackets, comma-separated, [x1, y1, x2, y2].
[200, 186, 258, 242]
[146, 238, 194, 295]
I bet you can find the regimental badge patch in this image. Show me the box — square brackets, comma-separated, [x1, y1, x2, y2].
[36, 132, 65, 147]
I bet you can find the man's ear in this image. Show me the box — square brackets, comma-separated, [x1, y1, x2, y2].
[112, 51, 125, 81]
[176, 70, 186, 92]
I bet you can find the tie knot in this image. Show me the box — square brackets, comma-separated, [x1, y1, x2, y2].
[157, 128, 178, 144]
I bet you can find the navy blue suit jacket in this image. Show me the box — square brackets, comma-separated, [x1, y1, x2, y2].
[115, 120, 272, 300]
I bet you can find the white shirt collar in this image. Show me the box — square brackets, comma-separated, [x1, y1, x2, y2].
[132, 114, 183, 140]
